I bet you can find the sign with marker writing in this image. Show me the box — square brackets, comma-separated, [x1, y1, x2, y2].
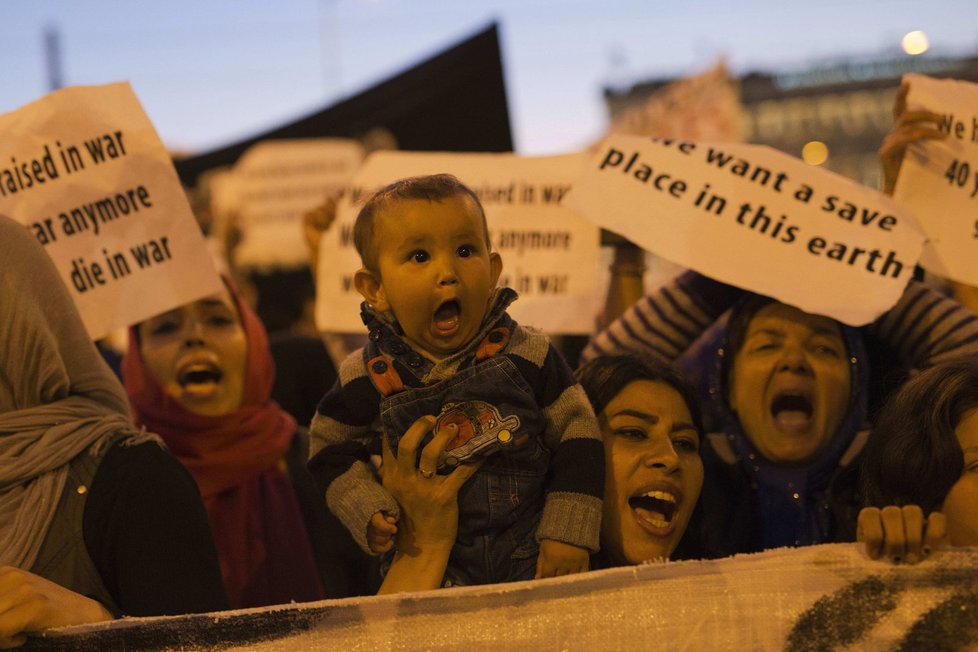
[229, 138, 364, 271]
[315, 151, 601, 333]
[893, 73, 978, 285]
[0, 82, 223, 340]
[566, 135, 926, 325]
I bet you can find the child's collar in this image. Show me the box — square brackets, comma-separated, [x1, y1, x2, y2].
[359, 287, 519, 364]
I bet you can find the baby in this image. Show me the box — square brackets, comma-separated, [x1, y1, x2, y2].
[309, 173, 603, 585]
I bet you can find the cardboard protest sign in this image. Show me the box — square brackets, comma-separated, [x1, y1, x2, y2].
[26, 545, 978, 651]
[229, 139, 364, 271]
[893, 73, 978, 285]
[0, 82, 223, 340]
[315, 151, 601, 333]
[566, 136, 926, 325]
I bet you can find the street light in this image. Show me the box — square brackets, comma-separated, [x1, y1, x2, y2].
[902, 31, 930, 56]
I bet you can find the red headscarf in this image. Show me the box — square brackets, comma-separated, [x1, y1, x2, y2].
[123, 278, 324, 608]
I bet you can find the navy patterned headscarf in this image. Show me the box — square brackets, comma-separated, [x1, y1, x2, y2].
[708, 295, 869, 550]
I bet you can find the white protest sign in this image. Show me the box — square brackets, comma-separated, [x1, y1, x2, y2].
[566, 136, 926, 325]
[231, 139, 364, 271]
[200, 167, 238, 266]
[315, 151, 601, 333]
[0, 82, 223, 340]
[894, 73, 978, 284]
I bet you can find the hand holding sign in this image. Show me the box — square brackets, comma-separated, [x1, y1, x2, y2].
[879, 81, 948, 196]
[892, 73, 978, 285]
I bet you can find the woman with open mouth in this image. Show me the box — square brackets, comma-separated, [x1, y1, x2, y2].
[123, 279, 375, 609]
[576, 354, 704, 565]
[375, 352, 704, 590]
[584, 268, 978, 558]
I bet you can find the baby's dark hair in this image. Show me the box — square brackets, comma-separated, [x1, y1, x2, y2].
[353, 173, 490, 272]
[861, 353, 978, 512]
[575, 353, 703, 436]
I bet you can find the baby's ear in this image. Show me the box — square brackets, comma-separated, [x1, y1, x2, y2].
[354, 267, 390, 312]
[489, 251, 503, 287]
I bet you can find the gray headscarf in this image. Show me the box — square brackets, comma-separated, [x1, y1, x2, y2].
[0, 214, 158, 568]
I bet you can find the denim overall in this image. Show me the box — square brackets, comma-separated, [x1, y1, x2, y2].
[370, 326, 551, 586]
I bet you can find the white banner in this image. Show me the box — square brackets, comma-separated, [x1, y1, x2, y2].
[0, 82, 222, 340]
[894, 73, 978, 285]
[30, 545, 978, 651]
[315, 151, 602, 334]
[231, 138, 364, 271]
[566, 136, 926, 326]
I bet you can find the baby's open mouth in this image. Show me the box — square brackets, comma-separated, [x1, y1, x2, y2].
[434, 300, 461, 331]
[177, 363, 223, 387]
[770, 392, 813, 430]
[629, 490, 677, 525]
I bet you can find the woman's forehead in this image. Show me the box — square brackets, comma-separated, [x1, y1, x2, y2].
[145, 288, 236, 323]
[194, 289, 236, 311]
[747, 302, 842, 339]
[607, 380, 691, 418]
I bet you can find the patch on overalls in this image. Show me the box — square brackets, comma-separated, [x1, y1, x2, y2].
[435, 401, 524, 469]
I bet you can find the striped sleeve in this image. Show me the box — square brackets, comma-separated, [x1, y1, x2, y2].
[582, 271, 742, 364]
[307, 349, 397, 554]
[870, 280, 978, 369]
[509, 328, 604, 551]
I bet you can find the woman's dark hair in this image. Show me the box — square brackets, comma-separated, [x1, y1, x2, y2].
[576, 353, 703, 435]
[861, 353, 978, 512]
[721, 295, 777, 366]
[577, 353, 707, 561]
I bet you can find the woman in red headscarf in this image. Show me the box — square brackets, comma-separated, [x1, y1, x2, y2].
[123, 280, 375, 608]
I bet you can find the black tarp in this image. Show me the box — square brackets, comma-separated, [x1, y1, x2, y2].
[174, 22, 512, 188]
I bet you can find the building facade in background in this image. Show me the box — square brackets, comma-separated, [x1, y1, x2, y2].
[605, 53, 978, 188]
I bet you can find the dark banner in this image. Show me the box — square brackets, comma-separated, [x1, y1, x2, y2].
[174, 23, 513, 188]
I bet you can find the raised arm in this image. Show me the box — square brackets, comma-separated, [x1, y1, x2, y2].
[583, 270, 743, 364]
[308, 354, 400, 554]
[870, 280, 978, 370]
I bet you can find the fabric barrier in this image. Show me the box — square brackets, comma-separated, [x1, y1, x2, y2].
[25, 543, 978, 651]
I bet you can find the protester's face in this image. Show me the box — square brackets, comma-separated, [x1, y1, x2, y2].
[943, 408, 978, 546]
[728, 303, 850, 464]
[359, 196, 502, 361]
[138, 290, 247, 416]
[600, 380, 703, 565]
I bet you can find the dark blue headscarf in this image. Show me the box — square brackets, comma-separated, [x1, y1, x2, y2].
[702, 296, 870, 550]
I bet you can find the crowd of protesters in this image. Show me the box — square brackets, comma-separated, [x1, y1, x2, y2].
[2, 79, 977, 648]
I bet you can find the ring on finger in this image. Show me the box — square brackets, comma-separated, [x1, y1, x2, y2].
[420, 468, 435, 479]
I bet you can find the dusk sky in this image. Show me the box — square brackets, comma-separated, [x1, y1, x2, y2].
[3, 1, 976, 155]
